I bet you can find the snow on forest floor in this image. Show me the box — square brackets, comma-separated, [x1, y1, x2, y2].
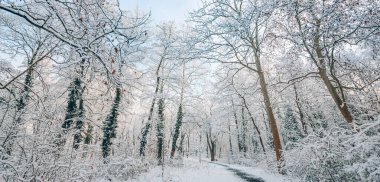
[132, 158, 298, 182]
[225, 163, 298, 182]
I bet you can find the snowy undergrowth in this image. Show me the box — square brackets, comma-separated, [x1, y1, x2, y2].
[93, 156, 149, 181]
[0, 154, 148, 181]
[284, 120, 380, 181]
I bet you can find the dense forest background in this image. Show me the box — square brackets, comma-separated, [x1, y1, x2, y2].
[0, 0, 379, 181]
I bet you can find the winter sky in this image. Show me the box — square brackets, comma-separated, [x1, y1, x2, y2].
[119, 0, 202, 23]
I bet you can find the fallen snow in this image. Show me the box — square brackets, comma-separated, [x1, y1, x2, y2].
[132, 158, 298, 182]
[228, 164, 299, 182]
[133, 159, 244, 182]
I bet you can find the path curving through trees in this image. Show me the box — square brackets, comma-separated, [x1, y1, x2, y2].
[209, 161, 265, 182]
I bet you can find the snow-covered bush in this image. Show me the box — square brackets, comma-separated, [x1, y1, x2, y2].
[168, 155, 185, 167]
[285, 120, 380, 181]
[0, 141, 149, 181]
[94, 157, 149, 181]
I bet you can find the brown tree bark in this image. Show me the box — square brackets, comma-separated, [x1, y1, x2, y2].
[254, 53, 283, 165]
[313, 32, 354, 128]
[294, 14, 356, 130]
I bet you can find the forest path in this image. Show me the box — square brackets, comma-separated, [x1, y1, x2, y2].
[134, 158, 293, 182]
[134, 158, 245, 182]
[208, 161, 265, 182]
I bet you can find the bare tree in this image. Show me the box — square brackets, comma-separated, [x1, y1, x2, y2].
[190, 0, 284, 169]
[281, 0, 380, 129]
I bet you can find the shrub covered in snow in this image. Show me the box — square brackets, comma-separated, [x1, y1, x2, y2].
[285, 120, 380, 181]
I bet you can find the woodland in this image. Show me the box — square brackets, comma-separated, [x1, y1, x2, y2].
[0, 0, 379, 181]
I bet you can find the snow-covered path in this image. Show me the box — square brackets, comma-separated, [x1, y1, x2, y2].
[134, 159, 245, 182]
[210, 162, 264, 182]
[133, 158, 295, 182]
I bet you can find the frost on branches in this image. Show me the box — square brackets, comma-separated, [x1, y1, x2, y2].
[0, 0, 379, 181]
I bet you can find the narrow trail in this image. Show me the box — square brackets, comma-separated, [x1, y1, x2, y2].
[135, 158, 290, 182]
[209, 162, 265, 182]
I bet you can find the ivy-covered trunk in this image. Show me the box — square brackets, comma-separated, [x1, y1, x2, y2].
[170, 62, 186, 158]
[4, 56, 35, 156]
[84, 123, 93, 145]
[56, 76, 83, 149]
[101, 87, 121, 159]
[178, 133, 186, 155]
[59, 59, 86, 149]
[170, 104, 183, 158]
[156, 97, 165, 165]
[62, 78, 81, 132]
[73, 96, 84, 149]
[140, 77, 161, 156]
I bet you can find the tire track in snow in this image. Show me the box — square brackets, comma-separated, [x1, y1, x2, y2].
[209, 162, 265, 182]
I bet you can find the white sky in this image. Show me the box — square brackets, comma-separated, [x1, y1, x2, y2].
[119, 0, 202, 23]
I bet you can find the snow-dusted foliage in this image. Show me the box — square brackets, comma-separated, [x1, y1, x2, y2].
[0, 0, 379, 181]
[285, 119, 380, 181]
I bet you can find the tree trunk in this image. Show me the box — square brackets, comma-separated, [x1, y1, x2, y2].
[232, 101, 242, 153]
[211, 142, 216, 161]
[3, 53, 35, 156]
[219, 144, 222, 159]
[228, 123, 233, 156]
[156, 83, 165, 165]
[209, 141, 216, 162]
[140, 55, 166, 156]
[293, 84, 307, 135]
[199, 134, 202, 163]
[241, 106, 247, 154]
[73, 96, 84, 149]
[206, 133, 216, 161]
[239, 95, 266, 153]
[84, 123, 93, 145]
[178, 133, 185, 155]
[314, 38, 354, 127]
[73, 59, 86, 149]
[101, 87, 121, 160]
[170, 104, 183, 158]
[140, 76, 161, 156]
[206, 143, 209, 158]
[254, 53, 283, 167]
[296, 15, 355, 129]
[187, 133, 190, 157]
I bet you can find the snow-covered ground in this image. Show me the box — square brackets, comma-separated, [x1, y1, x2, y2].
[227, 163, 298, 182]
[132, 158, 298, 182]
